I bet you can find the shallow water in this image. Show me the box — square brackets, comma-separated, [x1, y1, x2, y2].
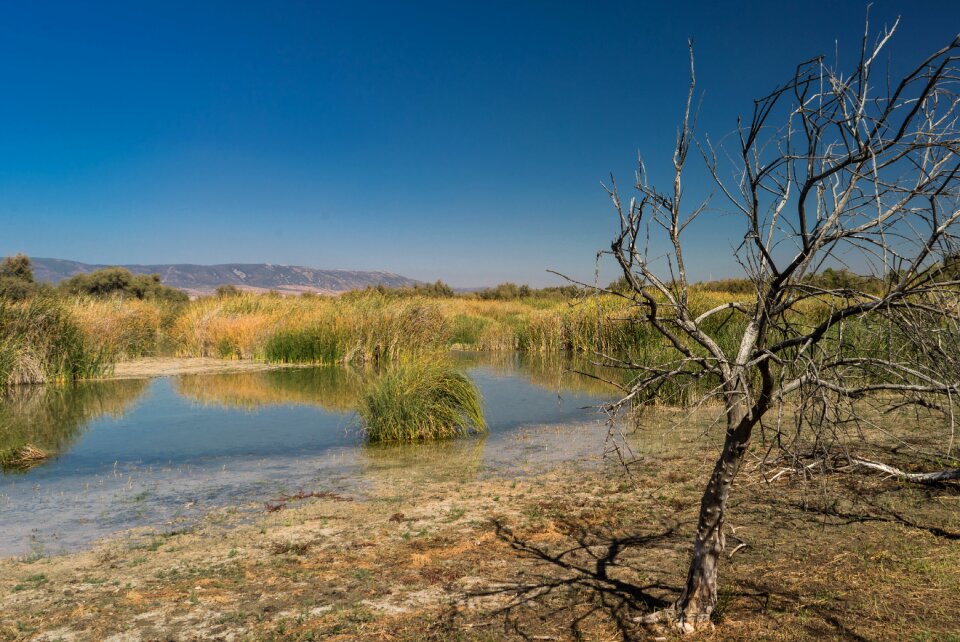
[0, 353, 618, 556]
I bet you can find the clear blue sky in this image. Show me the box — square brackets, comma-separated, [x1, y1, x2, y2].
[1, 1, 957, 287]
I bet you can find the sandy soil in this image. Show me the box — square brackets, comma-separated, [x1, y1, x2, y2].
[110, 357, 304, 380]
[1, 443, 958, 641]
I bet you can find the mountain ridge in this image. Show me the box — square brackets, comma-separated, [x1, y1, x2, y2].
[30, 258, 422, 296]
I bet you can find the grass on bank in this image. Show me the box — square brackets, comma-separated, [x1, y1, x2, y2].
[357, 358, 486, 443]
[0, 297, 110, 387]
[3, 284, 918, 410]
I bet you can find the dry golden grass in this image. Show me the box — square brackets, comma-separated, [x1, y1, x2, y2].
[68, 296, 164, 359]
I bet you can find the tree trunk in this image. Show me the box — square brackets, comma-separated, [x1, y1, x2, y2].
[673, 409, 757, 631]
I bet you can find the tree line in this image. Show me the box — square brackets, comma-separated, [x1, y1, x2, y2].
[0, 254, 188, 302]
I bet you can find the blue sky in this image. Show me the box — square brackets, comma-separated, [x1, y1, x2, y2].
[1, 1, 957, 287]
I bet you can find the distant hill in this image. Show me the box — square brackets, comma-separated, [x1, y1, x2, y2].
[31, 258, 422, 296]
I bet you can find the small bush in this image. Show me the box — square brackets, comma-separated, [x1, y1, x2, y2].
[0, 254, 34, 282]
[0, 443, 49, 470]
[0, 276, 38, 301]
[358, 359, 486, 443]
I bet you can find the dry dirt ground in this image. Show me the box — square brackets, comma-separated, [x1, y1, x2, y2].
[1, 438, 958, 642]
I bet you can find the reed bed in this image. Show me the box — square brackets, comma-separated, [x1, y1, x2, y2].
[169, 293, 450, 364]
[357, 357, 486, 443]
[0, 297, 110, 386]
[52, 289, 768, 370]
[68, 296, 165, 359]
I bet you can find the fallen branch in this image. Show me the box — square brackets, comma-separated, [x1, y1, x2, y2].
[851, 457, 960, 484]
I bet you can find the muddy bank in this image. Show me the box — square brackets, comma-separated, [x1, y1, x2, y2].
[2, 438, 958, 641]
[110, 357, 304, 379]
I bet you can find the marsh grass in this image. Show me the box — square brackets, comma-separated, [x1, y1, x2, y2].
[26, 287, 912, 409]
[0, 297, 109, 386]
[264, 326, 341, 363]
[170, 293, 450, 364]
[358, 358, 486, 443]
[68, 296, 165, 359]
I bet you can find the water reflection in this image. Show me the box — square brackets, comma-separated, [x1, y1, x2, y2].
[171, 353, 623, 415]
[174, 366, 368, 412]
[0, 379, 147, 473]
[0, 353, 619, 476]
[0, 352, 617, 555]
[454, 351, 628, 397]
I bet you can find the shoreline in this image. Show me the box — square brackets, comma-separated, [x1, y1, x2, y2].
[2, 430, 957, 640]
[108, 356, 308, 380]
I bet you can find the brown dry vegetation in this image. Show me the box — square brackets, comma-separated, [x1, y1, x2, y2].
[1, 420, 956, 642]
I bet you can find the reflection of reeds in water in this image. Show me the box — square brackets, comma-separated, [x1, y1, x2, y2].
[361, 436, 487, 489]
[454, 351, 626, 398]
[173, 367, 369, 413]
[518, 352, 629, 397]
[0, 379, 148, 472]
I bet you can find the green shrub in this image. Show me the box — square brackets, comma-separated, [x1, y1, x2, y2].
[59, 268, 188, 302]
[0, 254, 34, 282]
[0, 254, 39, 301]
[0, 276, 37, 301]
[357, 359, 486, 443]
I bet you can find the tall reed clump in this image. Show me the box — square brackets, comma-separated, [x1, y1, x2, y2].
[67, 296, 164, 360]
[357, 357, 486, 443]
[0, 297, 109, 386]
[170, 294, 286, 359]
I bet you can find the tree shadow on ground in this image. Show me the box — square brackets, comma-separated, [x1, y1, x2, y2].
[458, 519, 683, 640]
[730, 578, 876, 642]
[778, 477, 960, 541]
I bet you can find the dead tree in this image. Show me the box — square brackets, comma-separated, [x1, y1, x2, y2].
[602, 21, 960, 630]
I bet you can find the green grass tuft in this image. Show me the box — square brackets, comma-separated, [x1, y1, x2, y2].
[264, 326, 341, 364]
[357, 358, 486, 443]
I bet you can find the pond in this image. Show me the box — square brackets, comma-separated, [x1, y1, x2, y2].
[0, 353, 621, 557]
